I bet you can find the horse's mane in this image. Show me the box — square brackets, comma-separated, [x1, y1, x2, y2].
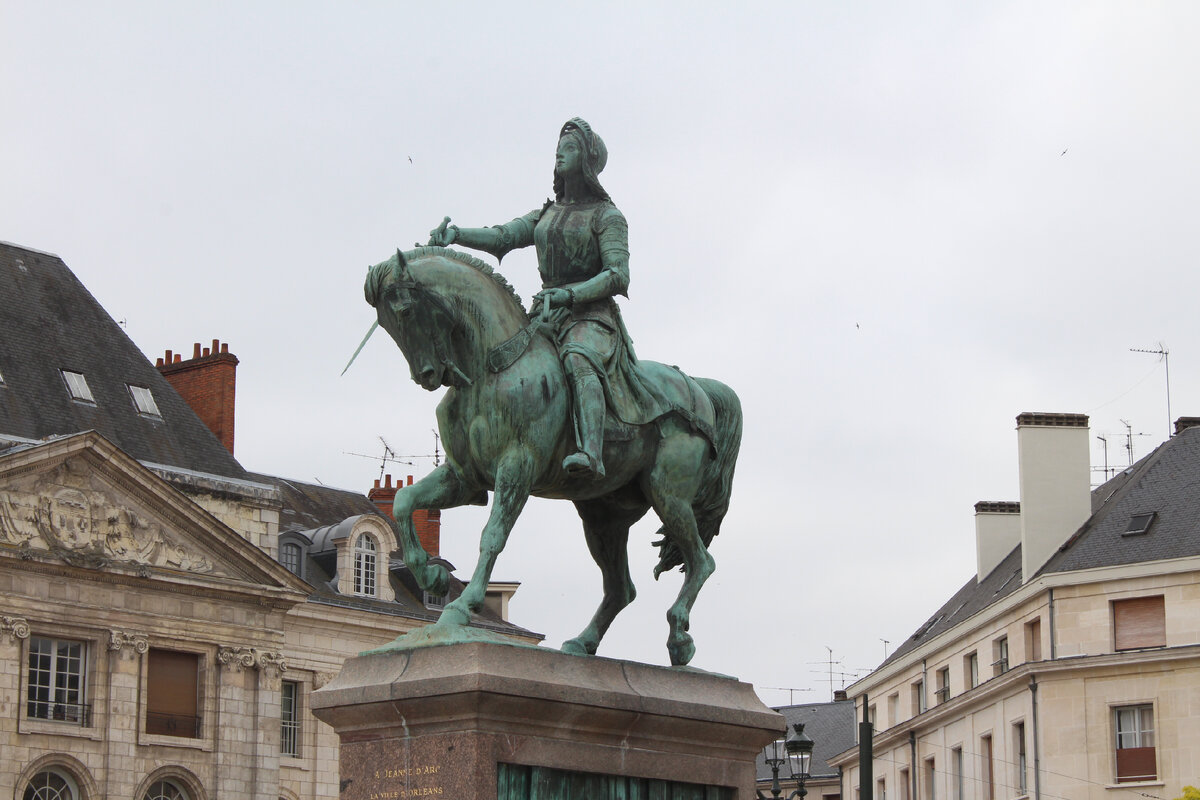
[407, 246, 526, 315]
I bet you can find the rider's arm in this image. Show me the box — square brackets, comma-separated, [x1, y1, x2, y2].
[569, 205, 629, 304]
[442, 208, 542, 261]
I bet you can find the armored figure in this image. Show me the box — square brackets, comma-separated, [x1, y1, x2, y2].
[429, 118, 637, 480]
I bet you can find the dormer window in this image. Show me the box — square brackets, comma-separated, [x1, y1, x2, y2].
[128, 384, 162, 417]
[61, 370, 95, 403]
[353, 535, 377, 596]
[280, 542, 303, 577]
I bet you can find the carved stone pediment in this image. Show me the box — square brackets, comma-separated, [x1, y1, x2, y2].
[0, 455, 242, 580]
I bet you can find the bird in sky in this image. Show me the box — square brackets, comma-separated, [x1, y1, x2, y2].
[1060, 148, 1068, 156]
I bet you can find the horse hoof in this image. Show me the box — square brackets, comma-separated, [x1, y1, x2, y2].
[421, 563, 450, 597]
[561, 638, 594, 657]
[668, 634, 696, 666]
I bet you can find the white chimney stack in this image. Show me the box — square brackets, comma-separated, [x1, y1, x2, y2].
[975, 501, 1021, 582]
[1016, 412, 1092, 582]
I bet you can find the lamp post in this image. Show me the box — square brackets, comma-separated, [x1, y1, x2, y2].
[758, 722, 815, 800]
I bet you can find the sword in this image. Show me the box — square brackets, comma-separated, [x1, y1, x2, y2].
[341, 320, 379, 376]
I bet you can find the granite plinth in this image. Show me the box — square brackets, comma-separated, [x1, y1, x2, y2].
[310, 640, 783, 800]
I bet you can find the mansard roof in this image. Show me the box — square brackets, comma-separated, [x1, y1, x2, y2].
[877, 425, 1200, 671]
[756, 699, 855, 782]
[0, 242, 246, 478]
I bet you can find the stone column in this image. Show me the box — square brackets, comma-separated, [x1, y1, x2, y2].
[216, 646, 286, 800]
[312, 642, 783, 800]
[104, 629, 149, 797]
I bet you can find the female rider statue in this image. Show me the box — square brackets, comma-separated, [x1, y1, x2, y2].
[428, 118, 647, 481]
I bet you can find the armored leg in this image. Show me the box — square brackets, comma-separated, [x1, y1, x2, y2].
[563, 354, 606, 480]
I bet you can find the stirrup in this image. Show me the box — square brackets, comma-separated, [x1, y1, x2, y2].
[563, 451, 605, 480]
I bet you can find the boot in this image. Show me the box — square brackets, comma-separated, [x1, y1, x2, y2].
[563, 370, 606, 480]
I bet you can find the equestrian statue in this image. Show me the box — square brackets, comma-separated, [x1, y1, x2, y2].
[362, 119, 742, 666]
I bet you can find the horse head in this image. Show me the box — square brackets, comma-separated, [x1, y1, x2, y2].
[365, 249, 473, 391]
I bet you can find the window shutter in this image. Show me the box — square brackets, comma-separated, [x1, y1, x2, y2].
[1113, 596, 1166, 650]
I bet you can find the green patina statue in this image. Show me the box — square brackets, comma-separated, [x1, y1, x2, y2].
[364, 119, 742, 666]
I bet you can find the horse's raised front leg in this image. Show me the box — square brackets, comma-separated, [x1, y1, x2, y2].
[562, 499, 648, 657]
[437, 448, 534, 628]
[645, 433, 715, 667]
[393, 464, 483, 598]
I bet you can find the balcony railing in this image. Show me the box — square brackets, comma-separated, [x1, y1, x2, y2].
[146, 711, 202, 738]
[27, 701, 92, 727]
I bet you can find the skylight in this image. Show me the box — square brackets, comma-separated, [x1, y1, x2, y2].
[128, 384, 162, 417]
[1123, 512, 1156, 537]
[0, 366, 5, 385]
[61, 370, 95, 403]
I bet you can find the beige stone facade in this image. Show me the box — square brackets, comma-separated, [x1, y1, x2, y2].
[0, 431, 537, 799]
[831, 414, 1200, 800]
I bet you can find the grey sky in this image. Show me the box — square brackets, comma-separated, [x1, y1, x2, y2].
[4, 2, 1199, 704]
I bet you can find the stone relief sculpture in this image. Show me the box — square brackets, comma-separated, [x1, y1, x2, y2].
[0, 462, 220, 576]
[363, 119, 742, 666]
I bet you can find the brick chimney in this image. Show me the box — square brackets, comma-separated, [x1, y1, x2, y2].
[156, 339, 238, 455]
[1174, 416, 1200, 435]
[1016, 412, 1091, 582]
[974, 501, 1021, 582]
[368, 474, 442, 557]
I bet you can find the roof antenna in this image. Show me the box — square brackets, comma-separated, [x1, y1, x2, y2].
[1130, 343, 1171, 437]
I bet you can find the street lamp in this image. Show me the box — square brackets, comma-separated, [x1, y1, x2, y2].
[759, 722, 815, 800]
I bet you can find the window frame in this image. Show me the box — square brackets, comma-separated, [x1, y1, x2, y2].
[1112, 703, 1157, 783]
[934, 666, 950, 704]
[1013, 721, 1028, 796]
[25, 635, 90, 727]
[60, 370, 95, 403]
[353, 533, 378, 597]
[912, 678, 926, 715]
[281, 680, 301, 758]
[965, 652, 979, 689]
[992, 636, 1009, 676]
[1112, 596, 1166, 651]
[127, 384, 162, 418]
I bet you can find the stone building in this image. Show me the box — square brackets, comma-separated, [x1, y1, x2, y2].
[0, 241, 538, 799]
[830, 413, 1200, 800]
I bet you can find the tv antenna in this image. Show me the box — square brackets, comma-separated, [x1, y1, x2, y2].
[1117, 420, 1151, 466]
[344, 432, 442, 480]
[760, 686, 815, 705]
[1130, 343, 1171, 436]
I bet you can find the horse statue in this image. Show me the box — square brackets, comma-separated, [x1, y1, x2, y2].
[364, 246, 741, 666]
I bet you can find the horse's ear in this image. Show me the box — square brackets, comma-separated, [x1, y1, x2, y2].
[396, 248, 408, 271]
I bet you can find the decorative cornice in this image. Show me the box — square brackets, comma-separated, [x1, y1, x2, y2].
[108, 630, 149, 656]
[2, 615, 30, 641]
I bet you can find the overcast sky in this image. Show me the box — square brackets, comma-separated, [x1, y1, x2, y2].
[4, 2, 1199, 706]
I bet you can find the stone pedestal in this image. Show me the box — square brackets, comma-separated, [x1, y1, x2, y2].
[310, 641, 783, 800]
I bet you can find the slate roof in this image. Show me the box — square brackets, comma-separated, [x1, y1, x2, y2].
[0, 242, 246, 478]
[876, 425, 1200, 671]
[757, 699, 856, 782]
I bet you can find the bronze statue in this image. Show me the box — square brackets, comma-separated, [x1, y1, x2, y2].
[365, 119, 741, 665]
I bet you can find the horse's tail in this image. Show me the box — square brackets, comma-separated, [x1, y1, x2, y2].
[654, 377, 743, 578]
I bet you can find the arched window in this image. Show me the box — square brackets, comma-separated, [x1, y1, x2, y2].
[353, 534, 377, 596]
[143, 779, 189, 800]
[280, 542, 303, 576]
[23, 769, 79, 800]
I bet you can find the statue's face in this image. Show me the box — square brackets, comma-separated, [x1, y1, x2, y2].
[555, 135, 583, 178]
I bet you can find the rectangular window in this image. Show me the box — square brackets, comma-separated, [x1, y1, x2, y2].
[980, 735, 994, 800]
[1113, 596, 1166, 651]
[868, 703, 877, 729]
[877, 778, 886, 800]
[26, 636, 89, 725]
[127, 384, 162, 417]
[61, 370, 95, 402]
[951, 748, 963, 800]
[899, 769, 910, 800]
[1025, 618, 1042, 662]
[993, 636, 1009, 676]
[923, 758, 935, 800]
[1014, 722, 1027, 795]
[965, 652, 979, 689]
[888, 692, 899, 726]
[912, 679, 926, 714]
[146, 648, 200, 738]
[281, 680, 300, 757]
[1113, 705, 1156, 782]
[935, 667, 950, 704]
